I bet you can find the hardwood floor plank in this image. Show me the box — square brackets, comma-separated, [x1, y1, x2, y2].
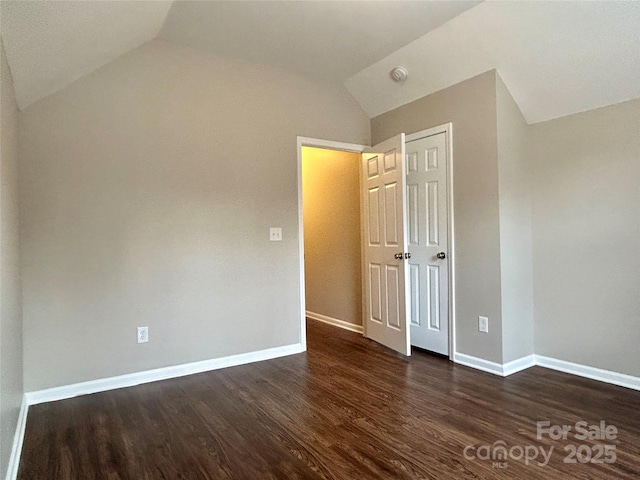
[18, 319, 640, 479]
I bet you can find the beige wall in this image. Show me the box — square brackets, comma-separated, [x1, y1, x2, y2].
[0, 39, 24, 480]
[496, 74, 534, 363]
[530, 99, 640, 376]
[372, 71, 504, 363]
[302, 147, 362, 326]
[19, 39, 370, 391]
[11, 24, 638, 408]
[373, 70, 638, 375]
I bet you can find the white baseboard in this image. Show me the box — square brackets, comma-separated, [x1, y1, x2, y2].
[25, 343, 305, 406]
[5, 396, 28, 480]
[454, 352, 639, 391]
[453, 352, 507, 376]
[535, 355, 640, 391]
[453, 353, 535, 377]
[306, 311, 363, 334]
[503, 354, 537, 376]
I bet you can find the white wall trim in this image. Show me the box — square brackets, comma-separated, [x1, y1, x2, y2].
[454, 353, 535, 377]
[297, 137, 366, 154]
[296, 136, 367, 350]
[454, 352, 639, 390]
[454, 352, 506, 376]
[5, 396, 28, 480]
[502, 354, 537, 376]
[25, 343, 304, 406]
[535, 355, 640, 392]
[306, 311, 363, 334]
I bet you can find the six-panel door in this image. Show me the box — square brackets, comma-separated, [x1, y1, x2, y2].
[361, 133, 410, 356]
[405, 132, 449, 355]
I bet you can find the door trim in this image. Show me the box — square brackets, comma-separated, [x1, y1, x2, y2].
[296, 137, 367, 350]
[405, 123, 456, 361]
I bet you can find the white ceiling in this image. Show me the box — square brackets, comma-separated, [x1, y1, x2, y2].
[159, 1, 479, 85]
[1, 1, 639, 124]
[0, 0, 172, 109]
[345, 1, 640, 123]
[0, 0, 478, 111]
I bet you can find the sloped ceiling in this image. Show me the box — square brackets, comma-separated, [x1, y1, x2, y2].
[1, 1, 639, 124]
[0, 0, 172, 110]
[345, 1, 640, 123]
[158, 1, 479, 85]
[0, 0, 478, 111]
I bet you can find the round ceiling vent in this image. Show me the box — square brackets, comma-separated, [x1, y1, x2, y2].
[390, 66, 408, 83]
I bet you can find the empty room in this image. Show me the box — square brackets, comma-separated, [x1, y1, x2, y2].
[1, 1, 639, 479]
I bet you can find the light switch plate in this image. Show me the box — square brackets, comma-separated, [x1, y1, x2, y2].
[269, 227, 282, 241]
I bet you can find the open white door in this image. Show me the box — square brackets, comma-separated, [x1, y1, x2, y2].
[361, 134, 410, 356]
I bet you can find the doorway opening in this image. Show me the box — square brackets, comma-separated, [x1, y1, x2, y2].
[296, 127, 455, 360]
[297, 138, 366, 348]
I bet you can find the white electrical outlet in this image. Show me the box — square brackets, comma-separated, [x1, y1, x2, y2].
[137, 326, 149, 344]
[478, 316, 489, 333]
[269, 227, 282, 241]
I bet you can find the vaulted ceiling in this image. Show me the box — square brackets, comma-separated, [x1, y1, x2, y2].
[346, 1, 640, 123]
[0, 0, 173, 109]
[158, 1, 479, 85]
[1, 1, 639, 124]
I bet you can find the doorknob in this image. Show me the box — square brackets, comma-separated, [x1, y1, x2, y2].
[436, 252, 446, 259]
[394, 253, 403, 260]
[404, 252, 411, 259]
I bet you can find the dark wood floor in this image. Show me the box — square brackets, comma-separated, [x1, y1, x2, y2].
[19, 320, 640, 479]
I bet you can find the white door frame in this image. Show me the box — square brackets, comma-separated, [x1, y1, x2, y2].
[296, 128, 455, 361]
[405, 123, 456, 360]
[296, 137, 367, 350]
